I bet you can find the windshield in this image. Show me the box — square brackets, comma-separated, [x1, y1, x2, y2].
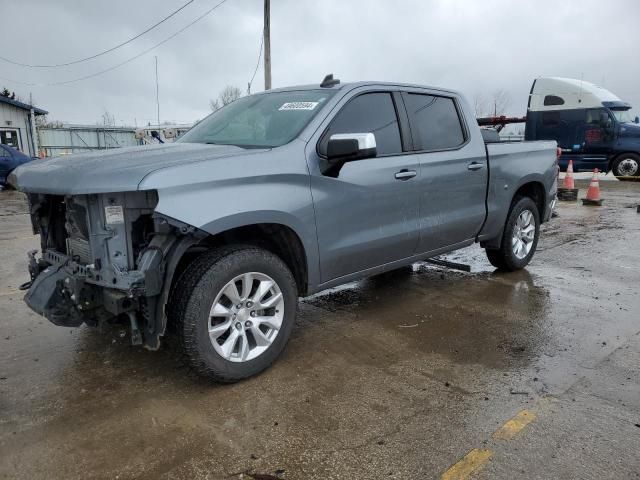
[178, 90, 335, 148]
[610, 108, 636, 123]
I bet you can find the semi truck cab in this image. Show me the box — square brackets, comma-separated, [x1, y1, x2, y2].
[525, 77, 640, 179]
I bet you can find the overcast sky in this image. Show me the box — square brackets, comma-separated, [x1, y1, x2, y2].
[2, 0, 639, 126]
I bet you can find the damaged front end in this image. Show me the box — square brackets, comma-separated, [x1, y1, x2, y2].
[23, 191, 202, 349]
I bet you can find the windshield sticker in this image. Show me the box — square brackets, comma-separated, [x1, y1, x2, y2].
[279, 102, 319, 111]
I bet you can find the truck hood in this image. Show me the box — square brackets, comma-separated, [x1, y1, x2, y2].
[619, 123, 640, 138]
[10, 143, 267, 195]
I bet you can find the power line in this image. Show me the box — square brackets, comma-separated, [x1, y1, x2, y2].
[0, 0, 196, 68]
[247, 27, 264, 94]
[0, 0, 230, 87]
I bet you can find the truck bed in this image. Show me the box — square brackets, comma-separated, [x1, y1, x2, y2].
[479, 140, 558, 245]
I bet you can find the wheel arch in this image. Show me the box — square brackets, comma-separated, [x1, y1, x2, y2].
[481, 179, 546, 250]
[512, 180, 546, 219]
[181, 221, 310, 297]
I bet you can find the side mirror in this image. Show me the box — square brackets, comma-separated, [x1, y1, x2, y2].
[327, 133, 377, 162]
[635, 116, 639, 124]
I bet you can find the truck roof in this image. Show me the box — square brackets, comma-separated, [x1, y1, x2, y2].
[265, 80, 461, 97]
[529, 77, 631, 112]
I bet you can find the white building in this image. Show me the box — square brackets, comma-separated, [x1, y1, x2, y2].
[0, 95, 48, 156]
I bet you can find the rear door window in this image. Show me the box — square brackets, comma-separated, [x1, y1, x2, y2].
[403, 94, 465, 151]
[318, 92, 403, 156]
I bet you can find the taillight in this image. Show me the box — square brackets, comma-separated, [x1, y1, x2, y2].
[556, 147, 562, 160]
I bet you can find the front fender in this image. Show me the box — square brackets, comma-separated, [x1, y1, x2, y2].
[151, 183, 320, 291]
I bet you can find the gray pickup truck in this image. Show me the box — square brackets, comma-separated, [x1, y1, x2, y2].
[10, 77, 558, 382]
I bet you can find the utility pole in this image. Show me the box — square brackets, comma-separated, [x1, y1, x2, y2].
[29, 92, 38, 157]
[155, 56, 160, 126]
[263, 0, 271, 90]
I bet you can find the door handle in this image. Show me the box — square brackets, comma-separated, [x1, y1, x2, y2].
[394, 169, 417, 180]
[467, 162, 484, 171]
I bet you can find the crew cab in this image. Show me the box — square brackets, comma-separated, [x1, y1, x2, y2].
[10, 76, 558, 382]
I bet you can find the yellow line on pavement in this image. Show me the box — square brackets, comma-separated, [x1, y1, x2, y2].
[492, 409, 536, 440]
[441, 448, 494, 480]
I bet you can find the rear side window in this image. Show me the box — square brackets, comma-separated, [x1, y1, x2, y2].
[403, 94, 465, 151]
[544, 95, 565, 106]
[319, 92, 402, 156]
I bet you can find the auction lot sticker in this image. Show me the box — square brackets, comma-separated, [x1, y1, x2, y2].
[279, 102, 319, 111]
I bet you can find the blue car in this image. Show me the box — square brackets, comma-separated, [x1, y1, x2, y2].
[0, 144, 35, 186]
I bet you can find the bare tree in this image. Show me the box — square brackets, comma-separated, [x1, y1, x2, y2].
[36, 116, 64, 128]
[220, 85, 241, 105]
[490, 89, 511, 117]
[35, 115, 48, 127]
[209, 99, 221, 111]
[210, 85, 242, 111]
[100, 110, 116, 127]
[473, 93, 488, 117]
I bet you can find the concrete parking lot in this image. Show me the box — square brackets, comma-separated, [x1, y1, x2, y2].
[1, 179, 639, 480]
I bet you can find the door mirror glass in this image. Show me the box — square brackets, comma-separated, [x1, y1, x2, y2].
[327, 133, 377, 162]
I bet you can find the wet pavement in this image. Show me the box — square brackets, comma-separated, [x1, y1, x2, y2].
[1, 180, 639, 479]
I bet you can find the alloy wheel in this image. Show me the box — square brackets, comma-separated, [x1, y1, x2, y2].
[512, 209, 536, 260]
[208, 272, 284, 362]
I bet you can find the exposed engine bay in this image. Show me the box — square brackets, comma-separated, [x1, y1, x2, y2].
[23, 190, 201, 349]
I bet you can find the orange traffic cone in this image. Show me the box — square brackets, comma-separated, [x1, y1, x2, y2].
[563, 160, 575, 189]
[557, 159, 578, 201]
[581, 169, 603, 206]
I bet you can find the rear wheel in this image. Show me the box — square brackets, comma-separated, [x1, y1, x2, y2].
[485, 196, 540, 271]
[169, 245, 298, 382]
[612, 153, 640, 181]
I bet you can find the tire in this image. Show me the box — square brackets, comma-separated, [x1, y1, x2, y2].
[485, 196, 540, 272]
[612, 153, 640, 181]
[168, 245, 298, 382]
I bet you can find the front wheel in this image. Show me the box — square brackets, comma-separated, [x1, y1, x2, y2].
[612, 153, 640, 181]
[169, 245, 298, 382]
[485, 196, 540, 271]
